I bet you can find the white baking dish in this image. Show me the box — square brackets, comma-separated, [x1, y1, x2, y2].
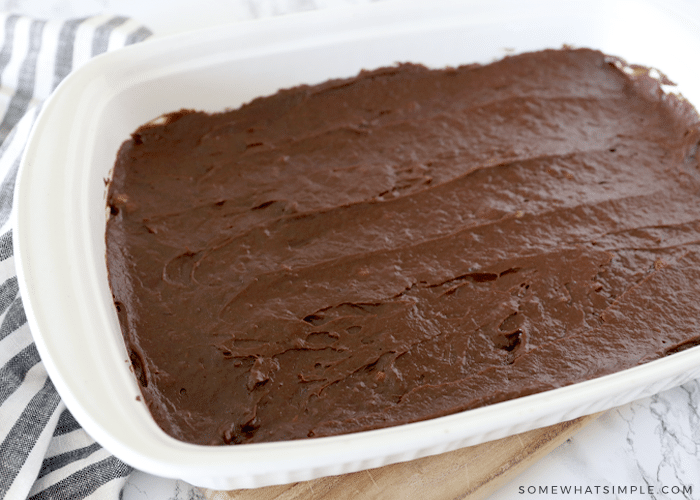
[14, 0, 700, 490]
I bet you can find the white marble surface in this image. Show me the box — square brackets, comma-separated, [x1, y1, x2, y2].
[490, 383, 700, 499]
[5, 0, 700, 498]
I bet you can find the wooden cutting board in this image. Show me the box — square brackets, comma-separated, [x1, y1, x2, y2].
[203, 412, 600, 500]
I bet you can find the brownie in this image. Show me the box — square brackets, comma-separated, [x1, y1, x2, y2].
[106, 48, 700, 445]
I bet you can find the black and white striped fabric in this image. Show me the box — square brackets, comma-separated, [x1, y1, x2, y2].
[0, 14, 152, 499]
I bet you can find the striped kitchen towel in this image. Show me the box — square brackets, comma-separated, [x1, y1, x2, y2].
[0, 14, 152, 499]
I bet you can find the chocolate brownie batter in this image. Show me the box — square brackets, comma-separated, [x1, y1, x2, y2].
[106, 48, 700, 446]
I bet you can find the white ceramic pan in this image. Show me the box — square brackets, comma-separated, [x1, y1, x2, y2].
[14, 0, 700, 489]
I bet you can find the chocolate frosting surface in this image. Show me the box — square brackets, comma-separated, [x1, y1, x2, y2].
[106, 48, 700, 445]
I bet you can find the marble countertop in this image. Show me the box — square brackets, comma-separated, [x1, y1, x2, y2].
[5, 0, 700, 498]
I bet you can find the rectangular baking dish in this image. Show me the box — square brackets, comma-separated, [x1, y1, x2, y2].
[14, 0, 700, 490]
